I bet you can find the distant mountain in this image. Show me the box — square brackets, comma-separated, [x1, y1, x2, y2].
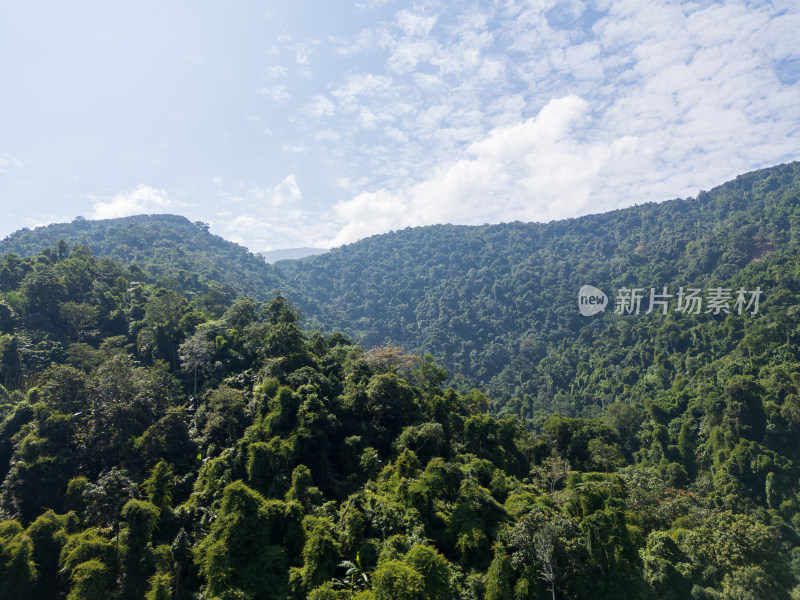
[0, 214, 287, 301]
[258, 247, 329, 264]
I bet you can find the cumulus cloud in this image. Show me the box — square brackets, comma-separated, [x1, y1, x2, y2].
[91, 184, 176, 219]
[247, 174, 303, 208]
[0, 154, 23, 174]
[256, 85, 290, 102]
[273, 175, 302, 205]
[302, 0, 800, 250]
[215, 175, 335, 251]
[303, 95, 336, 118]
[326, 96, 639, 246]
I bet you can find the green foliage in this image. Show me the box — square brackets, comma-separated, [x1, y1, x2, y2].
[145, 572, 174, 600]
[0, 519, 36, 597]
[142, 461, 174, 511]
[26, 510, 76, 598]
[0, 215, 285, 302]
[373, 559, 425, 600]
[302, 515, 340, 591]
[485, 543, 513, 600]
[1, 163, 800, 600]
[194, 480, 295, 600]
[66, 558, 111, 600]
[403, 544, 451, 600]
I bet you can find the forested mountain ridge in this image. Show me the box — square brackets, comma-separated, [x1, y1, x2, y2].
[0, 244, 798, 599]
[278, 161, 800, 415]
[0, 214, 287, 302]
[3, 163, 799, 418]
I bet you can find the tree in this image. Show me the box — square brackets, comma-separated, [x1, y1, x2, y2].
[66, 559, 111, 600]
[0, 520, 36, 598]
[531, 455, 570, 494]
[302, 515, 340, 591]
[509, 511, 585, 600]
[59, 301, 100, 341]
[120, 499, 160, 600]
[194, 481, 293, 599]
[178, 330, 214, 395]
[19, 264, 65, 320]
[198, 385, 247, 447]
[83, 468, 140, 550]
[263, 294, 299, 325]
[142, 461, 174, 512]
[404, 544, 451, 600]
[373, 560, 424, 600]
[485, 543, 513, 600]
[26, 510, 76, 599]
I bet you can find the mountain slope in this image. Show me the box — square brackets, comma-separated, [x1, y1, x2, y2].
[0, 245, 796, 599]
[278, 162, 800, 411]
[0, 214, 286, 301]
[2, 163, 799, 416]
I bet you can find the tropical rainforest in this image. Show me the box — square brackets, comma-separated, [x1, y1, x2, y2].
[0, 162, 799, 599]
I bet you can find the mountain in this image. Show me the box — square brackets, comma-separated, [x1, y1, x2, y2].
[2, 162, 799, 419]
[278, 162, 800, 414]
[259, 247, 329, 263]
[0, 214, 287, 302]
[0, 243, 797, 599]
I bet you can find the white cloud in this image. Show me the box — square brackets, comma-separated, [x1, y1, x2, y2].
[331, 74, 393, 104]
[355, 0, 394, 11]
[216, 176, 332, 251]
[256, 85, 290, 102]
[91, 184, 176, 219]
[396, 10, 437, 37]
[53, 0, 800, 252]
[326, 96, 639, 246]
[387, 39, 436, 73]
[0, 154, 23, 174]
[263, 65, 288, 79]
[303, 95, 336, 118]
[303, 0, 799, 251]
[314, 129, 341, 142]
[273, 175, 302, 205]
[250, 175, 303, 207]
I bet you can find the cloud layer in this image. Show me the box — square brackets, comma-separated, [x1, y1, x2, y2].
[91, 185, 175, 220]
[308, 0, 800, 246]
[3, 0, 798, 251]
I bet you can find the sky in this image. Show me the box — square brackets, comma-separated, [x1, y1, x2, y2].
[1, 0, 799, 252]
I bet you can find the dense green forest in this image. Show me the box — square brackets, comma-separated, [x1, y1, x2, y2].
[279, 162, 800, 415]
[0, 214, 286, 303]
[4, 163, 799, 421]
[1, 241, 800, 599]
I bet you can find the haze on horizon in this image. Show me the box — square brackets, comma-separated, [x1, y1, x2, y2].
[1, 0, 799, 253]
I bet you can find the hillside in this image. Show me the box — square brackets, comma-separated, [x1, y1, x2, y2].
[279, 162, 800, 415]
[0, 214, 287, 302]
[2, 163, 799, 421]
[0, 245, 798, 599]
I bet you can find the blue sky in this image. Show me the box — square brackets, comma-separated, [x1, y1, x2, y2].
[1, 0, 799, 252]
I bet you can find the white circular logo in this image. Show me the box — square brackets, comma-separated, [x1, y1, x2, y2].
[578, 285, 608, 316]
